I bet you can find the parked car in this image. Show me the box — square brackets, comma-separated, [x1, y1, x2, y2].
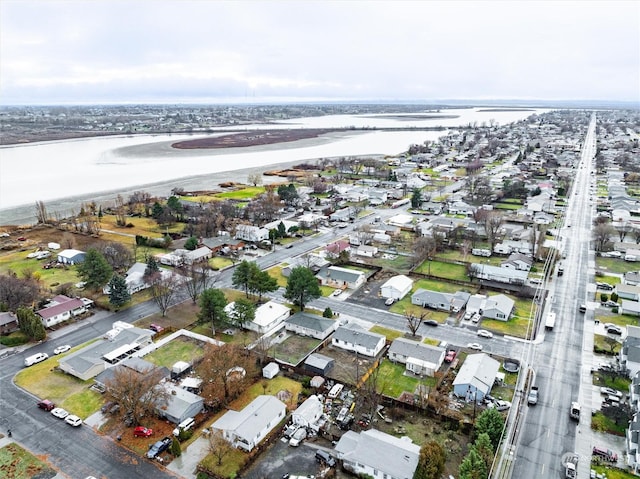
[467, 343, 483, 351]
[600, 387, 623, 398]
[51, 407, 69, 419]
[53, 345, 71, 355]
[603, 300, 619, 308]
[283, 423, 300, 439]
[424, 319, 439, 327]
[471, 312, 481, 323]
[332, 289, 342, 297]
[592, 446, 618, 462]
[463, 311, 473, 321]
[477, 329, 493, 338]
[596, 282, 614, 291]
[37, 399, 56, 411]
[444, 350, 457, 363]
[65, 415, 82, 427]
[384, 297, 395, 306]
[134, 426, 153, 437]
[100, 401, 115, 413]
[149, 323, 164, 333]
[146, 437, 172, 459]
[605, 324, 622, 335]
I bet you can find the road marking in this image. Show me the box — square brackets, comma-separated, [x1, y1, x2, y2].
[540, 463, 545, 476]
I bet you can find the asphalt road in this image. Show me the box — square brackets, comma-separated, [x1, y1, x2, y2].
[511, 114, 597, 479]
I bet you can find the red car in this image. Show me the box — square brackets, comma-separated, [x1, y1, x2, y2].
[149, 324, 164, 333]
[133, 426, 153, 437]
[37, 399, 56, 411]
[444, 350, 457, 363]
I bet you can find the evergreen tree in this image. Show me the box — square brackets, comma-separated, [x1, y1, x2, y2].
[459, 448, 488, 479]
[184, 236, 199, 251]
[472, 433, 495, 472]
[144, 255, 160, 279]
[413, 440, 446, 479]
[232, 260, 254, 297]
[474, 408, 505, 451]
[284, 266, 321, 311]
[228, 298, 256, 329]
[108, 274, 131, 308]
[77, 249, 113, 290]
[16, 306, 46, 341]
[198, 288, 228, 332]
[250, 270, 278, 301]
[323, 307, 333, 318]
[411, 188, 423, 208]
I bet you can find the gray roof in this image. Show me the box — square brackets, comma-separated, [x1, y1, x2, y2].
[335, 429, 420, 479]
[60, 327, 153, 376]
[333, 324, 385, 350]
[286, 312, 336, 333]
[317, 266, 364, 283]
[304, 353, 335, 370]
[160, 382, 203, 421]
[388, 338, 444, 364]
[453, 353, 500, 395]
[412, 289, 470, 310]
[213, 395, 285, 441]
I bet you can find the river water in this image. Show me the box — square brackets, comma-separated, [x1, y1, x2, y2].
[0, 107, 547, 225]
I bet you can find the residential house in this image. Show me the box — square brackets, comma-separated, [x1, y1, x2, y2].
[616, 284, 640, 302]
[37, 295, 89, 328]
[94, 356, 169, 394]
[160, 246, 212, 266]
[225, 300, 290, 334]
[380, 275, 413, 300]
[452, 353, 500, 401]
[627, 412, 640, 473]
[281, 254, 329, 277]
[482, 294, 515, 321]
[158, 382, 204, 424]
[469, 264, 528, 285]
[622, 300, 640, 317]
[291, 395, 323, 429]
[57, 249, 86, 265]
[331, 324, 386, 358]
[60, 327, 154, 381]
[285, 312, 339, 340]
[201, 236, 244, 254]
[263, 219, 299, 234]
[325, 240, 350, 257]
[621, 326, 640, 377]
[330, 207, 354, 222]
[411, 289, 470, 313]
[316, 266, 366, 290]
[624, 271, 640, 286]
[235, 224, 269, 242]
[387, 338, 445, 376]
[501, 253, 534, 271]
[0, 311, 19, 334]
[212, 395, 286, 452]
[356, 245, 378, 258]
[334, 429, 420, 479]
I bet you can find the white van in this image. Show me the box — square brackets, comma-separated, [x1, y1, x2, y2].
[24, 352, 48, 367]
[173, 417, 195, 437]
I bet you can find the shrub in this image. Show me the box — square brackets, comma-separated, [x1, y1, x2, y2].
[0, 331, 30, 346]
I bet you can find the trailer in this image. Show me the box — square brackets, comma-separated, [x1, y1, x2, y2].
[545, 312, 556, 331]
[570, 402, 580, 422]
[563, 453, 578, 478]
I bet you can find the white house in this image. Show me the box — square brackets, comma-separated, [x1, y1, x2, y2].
[36, 295, 89, 328]
[335, 429, 420, 479]
[316, 266, 366, 290]
[212, 395, 286, 452]
[482, 294, 515, 321]
[235, 224, 269, 242]
[291, 395, 323, 430]
[225, 300, 290, 334]
[387, 338, 445, 376]
[452, 353, 500, 401]
[380, 274, 413, 300]
[331, 324, 386, 358]
[285, 312, 339, 340]
[621, 326, 640, 378]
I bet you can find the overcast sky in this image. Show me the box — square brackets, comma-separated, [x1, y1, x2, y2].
[1, 0, 639, 105]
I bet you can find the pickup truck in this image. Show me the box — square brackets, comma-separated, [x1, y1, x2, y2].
[527, 386, 539, 405]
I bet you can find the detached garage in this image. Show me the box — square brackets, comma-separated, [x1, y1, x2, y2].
[380, 275, 413, 300]
[304, 353, 335, 376]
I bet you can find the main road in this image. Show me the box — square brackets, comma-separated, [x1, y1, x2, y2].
[508, 114, 597, 479]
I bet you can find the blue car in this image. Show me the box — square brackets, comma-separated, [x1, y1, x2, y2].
[146, 437, 172, 459]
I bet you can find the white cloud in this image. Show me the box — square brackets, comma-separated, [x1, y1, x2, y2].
[1, 0, 638, 104]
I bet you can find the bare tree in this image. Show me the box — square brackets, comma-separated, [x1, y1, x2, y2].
[404, 311, 426, 337]
[247, 173, 262, 187]
[484, 212, 505, 250]
[98, 242, 134, 271]
[0, 273, 40, 311]
[208, 430, 234, 466]
[104, 365, 170, 427]
[148, 271, 182, 316]
[412, 236, 437, 268]
[355, 224, 375, 246]
[593, 223, 616, 252]
[617, 222, 631, 242]
[114, 194, 127, 227]
[34, 200, 49, 224]
[179, 262, 216, 304]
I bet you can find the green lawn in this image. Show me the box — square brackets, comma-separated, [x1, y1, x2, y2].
[369, 326, 404, 341]
[0, 443, 57, 479]
[596, 258, 639, 275]
[0, 251, 81, 290]
[591, 411, 626, 436]
[214, 186, 266, 200]
[376, 359, 435, 398]
[481, 315, 532, 339]
[143, 335, 206, 368]
[14, 347, 101, 418]
[210, 256, 233, 270]
[414, 260, 469, 281]
[593, 334, 622, 355]
[590, 464, 636, 479]
[412, 278, 476, 294]
[266, 265, 288, 288]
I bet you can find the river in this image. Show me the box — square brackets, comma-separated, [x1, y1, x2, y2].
[0, 107, 548, 225]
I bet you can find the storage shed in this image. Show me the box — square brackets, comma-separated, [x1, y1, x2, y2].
[304, 353, 335, 376]
[262, 362, 280, 379]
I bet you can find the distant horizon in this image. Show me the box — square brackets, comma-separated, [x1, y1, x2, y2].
[1, 98, 638, 109]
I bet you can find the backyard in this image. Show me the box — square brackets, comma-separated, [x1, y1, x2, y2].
[143, 335, 207, 368]
[0, 443, 57, 479]
[269, 334, 321, 366]
[376, 359, 436, 398]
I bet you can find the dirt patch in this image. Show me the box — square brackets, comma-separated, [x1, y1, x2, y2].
[171, 129, 337, 149]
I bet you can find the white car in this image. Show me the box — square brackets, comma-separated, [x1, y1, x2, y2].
[600, 387, 623, 398]
[385, 297, 395, 306]
[51, 407, 69, 419]
[467, 343, 483, 351]
[332, 289, 342, 297]
[65, 415, 82, 427]
[477, 329, 493, 339]
[53, 345, 71, 355]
